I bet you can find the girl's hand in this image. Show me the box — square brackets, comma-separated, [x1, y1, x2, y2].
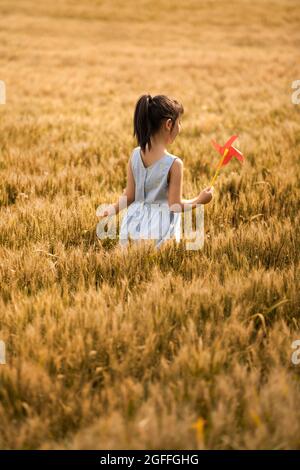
[97, 209, 109, 220]
[96, 204, 115, 219]
[199, 186, 214, 204]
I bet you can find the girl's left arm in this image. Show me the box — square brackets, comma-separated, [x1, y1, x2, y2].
[107, 157, 136, 216]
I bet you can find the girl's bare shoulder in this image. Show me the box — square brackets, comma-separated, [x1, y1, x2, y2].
[169, 155, 183, 169]
[167, 156, 183, 183]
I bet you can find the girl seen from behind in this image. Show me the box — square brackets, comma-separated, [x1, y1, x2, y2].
[97, 94, 214, 249]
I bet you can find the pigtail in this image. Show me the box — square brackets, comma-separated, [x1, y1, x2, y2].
[133, 94, 153, 153]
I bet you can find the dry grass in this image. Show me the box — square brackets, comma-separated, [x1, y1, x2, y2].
[0, 0, 300, 450]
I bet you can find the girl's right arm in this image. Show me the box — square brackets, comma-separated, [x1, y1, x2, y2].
[168, 158, 214, 212]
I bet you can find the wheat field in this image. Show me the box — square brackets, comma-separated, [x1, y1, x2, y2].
[0, 0, 300, 450]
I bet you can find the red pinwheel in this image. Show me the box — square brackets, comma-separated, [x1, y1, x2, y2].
[210, 135, 244, 186]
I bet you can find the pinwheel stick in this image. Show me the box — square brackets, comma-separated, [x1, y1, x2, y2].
[210, 147, 229, 187]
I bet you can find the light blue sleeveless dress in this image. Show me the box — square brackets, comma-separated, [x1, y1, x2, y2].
[119, 146, 182, 249]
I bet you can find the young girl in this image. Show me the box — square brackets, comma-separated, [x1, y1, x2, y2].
[97, 94, 214, 249]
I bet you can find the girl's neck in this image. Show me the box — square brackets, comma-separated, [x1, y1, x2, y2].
[142, 142, 167, 157]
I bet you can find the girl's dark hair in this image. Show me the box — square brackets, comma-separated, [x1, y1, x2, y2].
[133, 94, 184, 153]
